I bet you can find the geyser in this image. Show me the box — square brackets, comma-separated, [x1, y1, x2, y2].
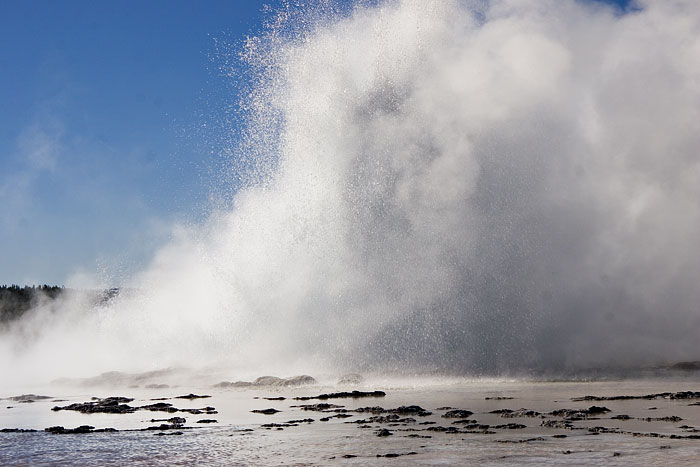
[2, 0, 700, 383]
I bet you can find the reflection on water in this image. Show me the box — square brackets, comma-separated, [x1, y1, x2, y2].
[2, 379, 700, 465]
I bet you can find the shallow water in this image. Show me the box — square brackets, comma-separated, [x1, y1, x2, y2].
[2, 378, 700, 465]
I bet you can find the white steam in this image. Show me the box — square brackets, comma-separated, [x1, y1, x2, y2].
[2, 0, 700, 383]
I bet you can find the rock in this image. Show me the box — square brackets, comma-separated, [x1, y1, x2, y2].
[8, 394, 52, 403]
[572, 391, 700, 402]
[491, 408, 540, 418]
[355, 406, 386, 413]
[45, 425, 116, 434]
[145, 422, 185, 431]
[196, 419, 218, 424]
[377, 452, 417, 458]
[140, 402, 179, 413]
[493, 423, 527, 429]
[294, 390, 385, 401]
[175, 394, 211, 400]
[375, 428, 393, 437]
[442, 409, 473, 418]
[261, 423, 297, 428]
[1, 428, 38, 433]
[641, 416, 683, 422]
[485, 396, 514, 400]
[391, 405, 432, 416]
[52, 397, 136, 414]
[150, 417, 186, 424]
[550, 406, 610, 419]
[263, 397, 286, 401]
[670, 361, 700, 371]
[251, 408, 280, 415]
[294, 403, 343, 411]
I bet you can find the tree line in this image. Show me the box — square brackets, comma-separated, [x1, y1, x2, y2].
[0, 284, 64, 323]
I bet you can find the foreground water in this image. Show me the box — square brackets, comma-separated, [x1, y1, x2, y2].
[2, 376, 700, 465]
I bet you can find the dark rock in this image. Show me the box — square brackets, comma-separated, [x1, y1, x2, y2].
[294, 403, 343, 411]
[492, 408, 541, 418]
[572, 391, 700, 402]
[196, 419, 218, 424]
[175, 394, 211, 400]
[45, 425, 100, 434]
[1, 428, 38, 433]
[611, 414, 632, 420]
[8, 394, 52, 403]
[375, 428, 393, 437]
[145, 422, 185, 431]
[442, 409, 473, 418]
[262, 423, 297, 428]
[641, 416, 683, 422]
[670, 361, 700, 371]
[550, 406, 610, 419]
[495, 437, 545, 443]
[154, 431, 183, 436]
[52, 397, 136, 414]
[355, 406, 386, 413]
[140, 402, 179, 413]
[294, 390, 385, 401]
[263, 397, 286, 401]
[485, 396, 514, 400]
[251, 408, 280, 415]
[341, 454, 357, 458]
[493, 423, 526, 429]
[541, 420, 573, 429]
[391, 406, 431, 416]
[286, 418, 314, 423]
[377, 452, 417, 458]
[350, 414, 415, 424]
[150, 417, 186, 424]
[588, 426, 621, 434]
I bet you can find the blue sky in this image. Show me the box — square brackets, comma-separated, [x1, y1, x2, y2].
[0, 0, 632, 286]
[0, 1, 278, 285]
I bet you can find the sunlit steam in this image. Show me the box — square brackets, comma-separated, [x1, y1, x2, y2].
[2, 0, 700, 385]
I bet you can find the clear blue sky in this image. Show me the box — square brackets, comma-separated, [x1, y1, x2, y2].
[0, 0, 632, 286]
[0, 0, 278, 285]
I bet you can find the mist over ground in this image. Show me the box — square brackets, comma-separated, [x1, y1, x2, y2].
[2, 0, 699, 385]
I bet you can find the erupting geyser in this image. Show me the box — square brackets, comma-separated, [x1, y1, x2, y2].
[2, 0, 700, 383]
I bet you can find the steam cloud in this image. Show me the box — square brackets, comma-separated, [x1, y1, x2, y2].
[3, 0, 700, 383]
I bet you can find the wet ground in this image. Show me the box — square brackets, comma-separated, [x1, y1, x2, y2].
[2, 377, 700, 465]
